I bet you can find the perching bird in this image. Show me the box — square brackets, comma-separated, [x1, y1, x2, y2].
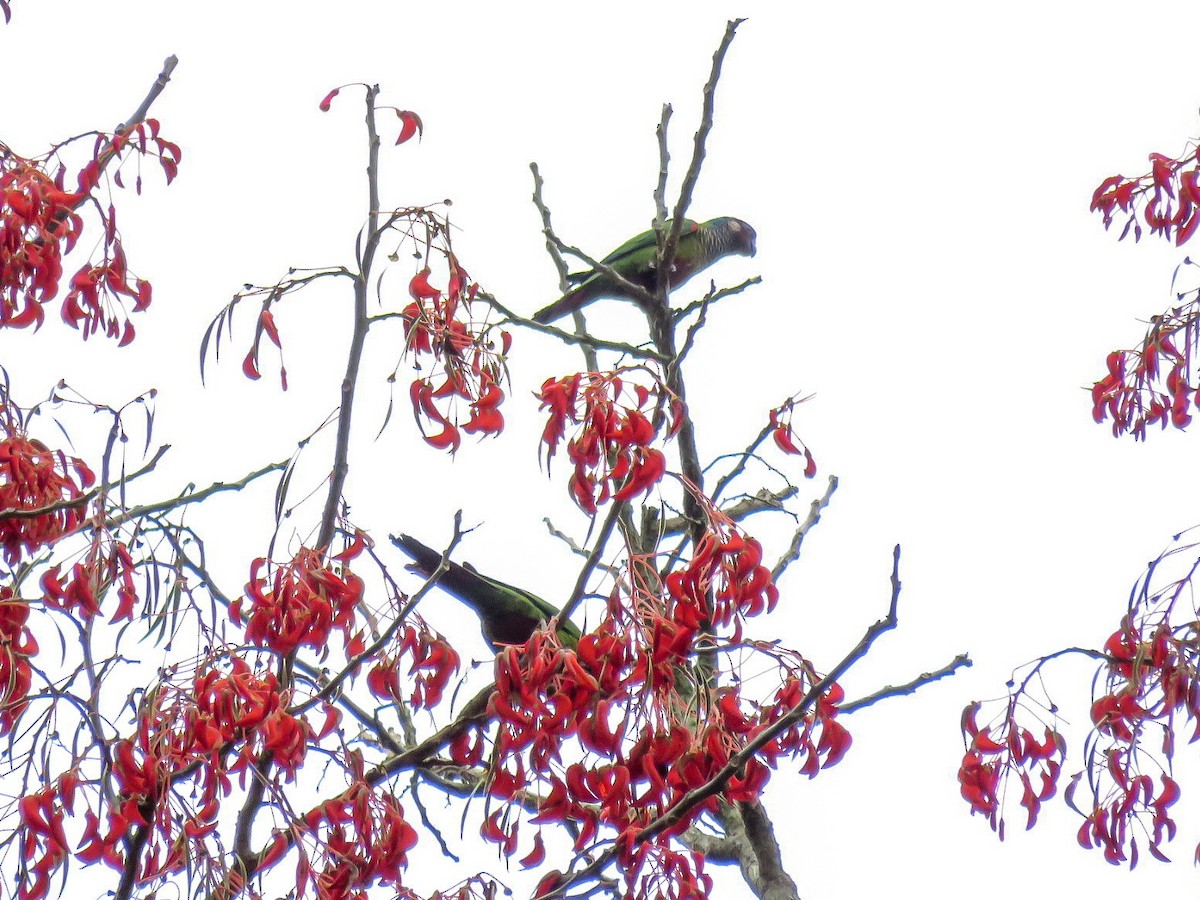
[391, 534, 581, 651]
[531, 217, 756, 324]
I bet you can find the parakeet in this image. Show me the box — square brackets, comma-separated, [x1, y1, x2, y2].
[392, 533, 581, 650]
[531, 216, 756, 324]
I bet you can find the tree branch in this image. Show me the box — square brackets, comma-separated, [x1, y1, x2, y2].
[316, 84, 381, 554]
[657, 486, 799, 536]
[840, 653, 972, 715]
[771, 475, 838, 583]
[117, 56, 179, 132]
[107, 457, 289, 527]
[485, 293, 666, 362]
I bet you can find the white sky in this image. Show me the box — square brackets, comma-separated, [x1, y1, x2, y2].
[6, 1, 1200, 897]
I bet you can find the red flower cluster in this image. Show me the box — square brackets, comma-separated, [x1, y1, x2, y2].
[266, 780, 418, 900]
[15, 657, 324, 899]
[0, 433, 94, 563]
[17, 783, 71, 900]
[41, 534, 138, 622]
[0, 586, 34, 736]
[958, 700, 1064, 837]
[1057, 620, 1192, 866]
[768, 395, 817, 478]
[1069, 752, 1180, 867]
[1092, 147, 1200, 246]
[1, 120, 177, 343]
[752, 678, 851, 778]
[232, 547, 365, 657]
[367, 623, 461, 710]
[190, 659, 318, 780]
[1, 157, 82, 327]
[403, 257, 508, 452]
[466, 508, 845, 898]
[537, 369, 682, 513]
[591, 844, 713, 900]
[61, 247, 151, 345]
[971, 528, 1200, 867]
[666, 518, 779, 635]
[1091, 298, 1200, 438]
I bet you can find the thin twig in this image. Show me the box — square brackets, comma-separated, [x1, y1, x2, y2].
[559, 500, 623, 624]
[672, 276, 762, 322]
[670, 19, 745, 229]
[107, 457, 289, 527]
[653, 103, 672, 228]
[485, 293, 666, 362]
[840, 653, 973, 715]
[657, 486, 799, 536]
[529, 163, 571, 288]
[771, 475, 838, 582]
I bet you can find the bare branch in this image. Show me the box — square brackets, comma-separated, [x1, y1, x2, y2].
[672, 275, 762, 322]
[559, 500, 623, 624]
[529, 163, 571, 290]
[316, 84, 382, 554]
[671, 19, 745, 227]
[732, 801, 801, 900]
[711, 424, 775, 506]
[653, 103, 672, 228]
[106, 457, 289, 527]
[527, 163, 607, 368]
[655, 16, 746, 296]
[117, 56, 179, 132]
[771, 475, 839, 582]
[658, 486, 800, 536]
[841, 653, 973, 715]
[484, 293, 667, 362]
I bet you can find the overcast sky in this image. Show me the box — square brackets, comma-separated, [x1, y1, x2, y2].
[6, 2, 1200, 897]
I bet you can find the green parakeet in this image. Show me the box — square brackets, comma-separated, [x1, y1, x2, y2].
[392, 534, 581, 651]
[532, 216, 756, 324]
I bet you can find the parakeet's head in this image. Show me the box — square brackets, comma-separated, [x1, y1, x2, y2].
[711, 216, 757, 257]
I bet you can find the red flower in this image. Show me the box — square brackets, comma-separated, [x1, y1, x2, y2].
[1091, 142, 1200, 246]
[537, 369, 681, 513]
[1, 120, 178, 342]
[0, 587, 35, 736]
[768, 394, 817, 478]
[402, 254, 508, 452]
[0, 433, 94, 563]
[232, 547, 364, 656]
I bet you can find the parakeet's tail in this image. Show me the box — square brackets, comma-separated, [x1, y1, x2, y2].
[531, 284, 591, 324]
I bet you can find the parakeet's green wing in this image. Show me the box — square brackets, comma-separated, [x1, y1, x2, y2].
[461, 560, 572, 629]
[593, 219, 698, 271]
